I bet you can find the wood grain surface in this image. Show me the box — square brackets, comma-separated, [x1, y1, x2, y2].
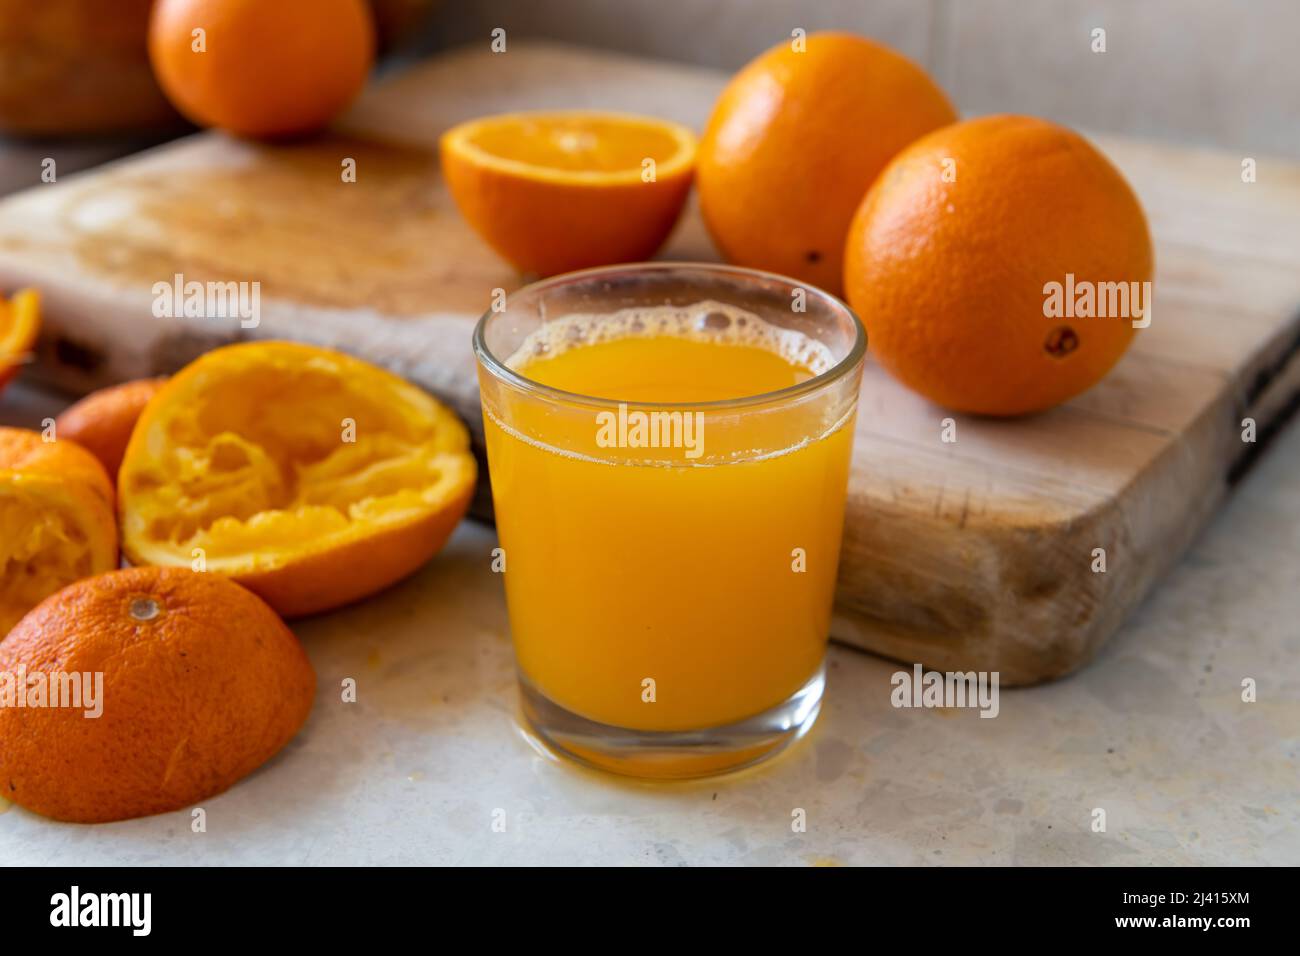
[0, 41, 1296, 684]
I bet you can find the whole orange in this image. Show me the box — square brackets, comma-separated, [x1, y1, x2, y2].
[54, 377, 166, 481]
[843, 115, 1153, 416]
[148, 0, 375, 139]
[0, 566, 315, 823]
[697, 32, 957, 294]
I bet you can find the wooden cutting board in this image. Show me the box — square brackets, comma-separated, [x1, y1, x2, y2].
[1, 42, 1297, 685]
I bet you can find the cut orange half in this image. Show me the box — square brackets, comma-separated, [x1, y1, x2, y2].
[0, 427, 118, 637]
[118, 341, 477, 617]
[441, 110, 697, 277]
[0, 288, 40, 393]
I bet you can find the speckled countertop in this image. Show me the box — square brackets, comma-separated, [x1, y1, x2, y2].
[2, 382, 1296, 866]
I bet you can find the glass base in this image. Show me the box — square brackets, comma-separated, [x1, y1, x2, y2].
[518, 662, 825, 780]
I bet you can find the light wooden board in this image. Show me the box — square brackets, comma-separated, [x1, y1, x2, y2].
[0, 42, 1297, 684]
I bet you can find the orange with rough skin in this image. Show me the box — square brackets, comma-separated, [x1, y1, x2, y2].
[441, 111, 697, 276]
[55, 377, 166, 481]
[0, 428, 117, 637]
[697, 32, 957, 294]
[0, 288, 39, 393]
[148, 0, 375, 139]
[0, 566, 315, 823]
[843, 115, 1154, 416]
[118, 341, 476, 617]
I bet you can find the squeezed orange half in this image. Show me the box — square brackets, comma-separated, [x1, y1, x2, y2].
[480, 306, 856, 733]
[118, 342, 476, 617]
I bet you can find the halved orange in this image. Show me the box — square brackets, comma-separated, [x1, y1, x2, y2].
[0, 427, 118, 637]
[118, 341, 476, 617]
[0, 288, 40, 393]
[441, 110, 697, 276]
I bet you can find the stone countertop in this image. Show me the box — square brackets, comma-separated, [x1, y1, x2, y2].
[1, 382, 1296, 866]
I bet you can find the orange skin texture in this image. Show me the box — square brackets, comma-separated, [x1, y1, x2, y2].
[0, 427, 118, 636]
[440, 141, 694, 278]
[0, 566, 315, 823]
[229, 479, 474, 618]
[148, 0, 375, 139]
[54, 377, 166, 481]
[697, 31, 957, 294]
[843, 115, 1154, 416]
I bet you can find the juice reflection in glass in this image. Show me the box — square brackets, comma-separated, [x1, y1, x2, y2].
[474, 264, 864, 777]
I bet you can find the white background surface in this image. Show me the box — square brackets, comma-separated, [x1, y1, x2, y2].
[1, 382, 1296, 865]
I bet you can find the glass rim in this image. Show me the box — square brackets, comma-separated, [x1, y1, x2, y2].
[472, 261, 867, 412]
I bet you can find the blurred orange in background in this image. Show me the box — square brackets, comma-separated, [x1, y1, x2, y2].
[0, 0, 434, 139]
[148, 0, 377, 139]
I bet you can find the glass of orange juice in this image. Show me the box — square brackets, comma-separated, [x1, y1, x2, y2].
[474, 263, 864, 778]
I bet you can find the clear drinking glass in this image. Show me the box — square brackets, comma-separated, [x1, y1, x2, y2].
[473, 263, 865, 778]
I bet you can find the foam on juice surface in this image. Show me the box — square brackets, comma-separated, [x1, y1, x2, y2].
[505, 300, 837, 385]
[486, 300, 855, 466]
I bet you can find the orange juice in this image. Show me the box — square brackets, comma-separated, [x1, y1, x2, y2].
[480, 302, 857, 734]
